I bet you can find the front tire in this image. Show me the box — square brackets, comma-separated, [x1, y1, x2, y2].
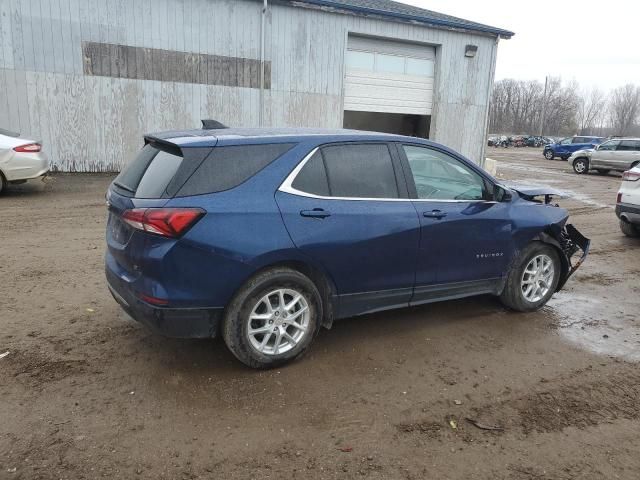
[620, 219, 640, 238]
[544, 150, 554, 160]
[499, 242, 561, 312]
[572, 158, 589, 174]
[222, 267, 322, 369]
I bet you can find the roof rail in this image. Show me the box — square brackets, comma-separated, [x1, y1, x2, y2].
[201, 119, 228, 129]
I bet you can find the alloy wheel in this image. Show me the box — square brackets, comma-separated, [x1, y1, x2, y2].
[521, 254, 555, 303]
[574, 159, 587, 173]
[247, 288, 310, 356]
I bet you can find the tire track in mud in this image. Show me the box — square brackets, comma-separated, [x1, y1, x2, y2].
[396, 368, 640, 438]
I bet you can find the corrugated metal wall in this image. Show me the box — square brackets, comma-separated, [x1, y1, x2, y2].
[0, 0, 497, 171]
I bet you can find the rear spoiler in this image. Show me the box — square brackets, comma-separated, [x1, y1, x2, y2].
[143, 135, 183, 157]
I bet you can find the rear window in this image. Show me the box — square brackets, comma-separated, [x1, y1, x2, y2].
[176, 143, 294, 196]
[113, 144, 183, 198]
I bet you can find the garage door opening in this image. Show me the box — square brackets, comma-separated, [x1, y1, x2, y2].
[343, 111, 430, 138]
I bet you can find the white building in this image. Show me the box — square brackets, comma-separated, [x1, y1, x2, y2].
[0, 0, 513, 171]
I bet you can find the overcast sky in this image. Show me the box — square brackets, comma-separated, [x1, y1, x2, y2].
[402, 0, 640, 92]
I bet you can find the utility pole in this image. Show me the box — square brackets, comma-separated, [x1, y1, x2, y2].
[539, 75, 548, 137]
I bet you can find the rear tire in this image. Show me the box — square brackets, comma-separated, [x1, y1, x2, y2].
[0, 172, 6, 195]
[499, 242, 561, 312]
[620, 219, 640, 238]
[222, 267, 322, 369]
[544, 150, 554, 160]
[595, 169, 610, 175]
[572, 158, 589, 174]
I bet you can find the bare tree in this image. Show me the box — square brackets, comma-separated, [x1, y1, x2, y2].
[608, 84, 640, 136]
[577, 87, 606, 135]
[489, 77, 579, 136]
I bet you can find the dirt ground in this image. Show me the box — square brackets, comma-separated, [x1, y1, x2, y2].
[1, 147, 639, 480]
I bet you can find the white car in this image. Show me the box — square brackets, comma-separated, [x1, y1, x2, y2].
[616, 166, 640, 237]
[0, 128, 49, 194]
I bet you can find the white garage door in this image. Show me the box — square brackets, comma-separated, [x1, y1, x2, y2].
[344, 36, 435, 115]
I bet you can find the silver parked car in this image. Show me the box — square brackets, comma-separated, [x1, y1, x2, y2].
[568, 138, 640, 175]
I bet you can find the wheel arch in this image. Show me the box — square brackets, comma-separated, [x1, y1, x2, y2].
[0, 168, 6, 194]
[530, 231, 570, 291]
[237, 258, 337, 330]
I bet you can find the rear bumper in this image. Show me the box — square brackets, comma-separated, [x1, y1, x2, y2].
[106, 267, 223, 338]
[2, 151, 49, 181]
[616, 202, 640, 225]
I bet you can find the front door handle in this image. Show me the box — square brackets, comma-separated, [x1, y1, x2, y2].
[423, 209, 447, 219]
[300, 208, 331, 219]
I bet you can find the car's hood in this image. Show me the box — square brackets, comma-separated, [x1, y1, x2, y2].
[570, 148, 594, 157]
[502, 182, 569, 203]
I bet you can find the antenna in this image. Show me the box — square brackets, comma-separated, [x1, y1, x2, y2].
[201, 119, 228, 129]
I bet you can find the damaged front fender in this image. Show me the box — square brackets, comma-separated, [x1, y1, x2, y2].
[537, 224, 590, 290]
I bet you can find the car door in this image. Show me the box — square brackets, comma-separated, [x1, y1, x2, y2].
[570, 137, 589, 154]
[615, 140, 640, 170]
[591, 139, 620, 169]
[275, 142, 421, 318]
[398, 144, 513, 302]
[556, 137, 572, 156]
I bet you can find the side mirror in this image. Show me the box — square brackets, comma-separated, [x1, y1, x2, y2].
[594, 145, 600, 150]
[494, 184, 512, 202]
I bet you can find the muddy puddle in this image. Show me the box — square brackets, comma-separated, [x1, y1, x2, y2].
[546, 291, 640, 361]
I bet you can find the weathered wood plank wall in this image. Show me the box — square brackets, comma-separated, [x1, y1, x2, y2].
[0, 0, 497, 171]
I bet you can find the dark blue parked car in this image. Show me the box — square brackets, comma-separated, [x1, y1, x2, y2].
[106, 126, 589, 368]
[543, 136, 605, 160]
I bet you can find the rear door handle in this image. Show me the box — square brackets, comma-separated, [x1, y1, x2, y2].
[423, 209, 447, 219]
[300, 208, 331, 219]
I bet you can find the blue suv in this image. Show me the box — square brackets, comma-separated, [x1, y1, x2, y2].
[106, 126, 589, 368]
[543, 136, 605, 160]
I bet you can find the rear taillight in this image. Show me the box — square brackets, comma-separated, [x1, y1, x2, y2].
[121, 208, 205, 238]
[622, 170, 640, 182]
[617, 192, 623, 204]
[13, 143, 42, 153]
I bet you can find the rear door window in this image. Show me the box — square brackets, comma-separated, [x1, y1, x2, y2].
[618, 140, 640, 151]
[320, 144, 399, 198]
[291, 150, 330, 196]
[113, 144, 183, 198]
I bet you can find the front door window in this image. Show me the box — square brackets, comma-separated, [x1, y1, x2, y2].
[402, 145, 487, 201]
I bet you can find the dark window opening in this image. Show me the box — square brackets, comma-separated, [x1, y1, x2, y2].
[343, 111, 430, 138]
